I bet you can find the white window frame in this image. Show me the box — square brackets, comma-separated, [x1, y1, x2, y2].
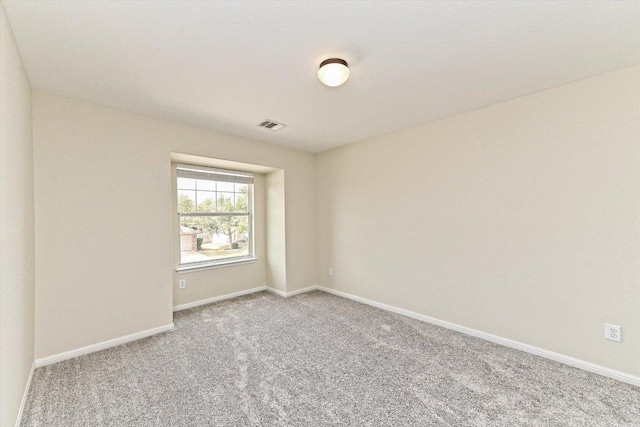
[176, 164, 255, 271]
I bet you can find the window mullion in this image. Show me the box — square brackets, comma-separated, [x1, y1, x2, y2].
[179, 212, 249, 217]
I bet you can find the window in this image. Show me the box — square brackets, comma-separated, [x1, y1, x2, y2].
[177, 164, 254, 267]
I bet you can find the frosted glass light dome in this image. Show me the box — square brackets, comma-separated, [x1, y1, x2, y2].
[318, 58, 350, 87]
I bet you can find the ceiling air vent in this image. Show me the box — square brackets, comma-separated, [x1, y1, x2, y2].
[258, 119, 286, 131]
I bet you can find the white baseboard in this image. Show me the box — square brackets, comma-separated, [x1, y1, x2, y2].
[35, 323, 175, 368]
[317, 286, 640, 388]
[286, 285, 319, 297]
[173, 286, 268, 311]
[266, 285, 318, 298]
[173, 284, 317, 311]
[266, 287, 287, 297]
[15, 361, 35, 427]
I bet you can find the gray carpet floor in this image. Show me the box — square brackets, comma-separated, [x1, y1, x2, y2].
[22, 291, 640, 426]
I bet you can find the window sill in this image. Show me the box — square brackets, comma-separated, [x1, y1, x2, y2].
[176, 258, 258, 274]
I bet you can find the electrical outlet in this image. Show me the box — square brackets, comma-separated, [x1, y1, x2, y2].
[179, 279, 186, 289]
[328, 268, 334, 276]
[605, 323, 621, 342]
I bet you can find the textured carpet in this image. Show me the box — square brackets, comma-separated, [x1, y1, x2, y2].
[22, 291, 640, 426]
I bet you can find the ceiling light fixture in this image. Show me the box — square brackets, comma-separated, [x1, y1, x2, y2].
[317, 58, 350, 87]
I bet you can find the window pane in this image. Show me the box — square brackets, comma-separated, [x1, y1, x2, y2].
[235, 192, 249, 212]
[235, 183, 248, 193]
[177, 177, 196, 190]
[217, 181, 234, 192]
[177, 190, 196, 213]
[196, 191, 216, 213]
[179, 215, 249, 264]
[217, 192, 234, 212]
[196, 179, 216, 191]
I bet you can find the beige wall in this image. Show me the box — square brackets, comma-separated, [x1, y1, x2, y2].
[33, 91, 316, 359]
[0, 4, 34, 426]
[266, 170, 287, 292]
[317, 66, 640, 376]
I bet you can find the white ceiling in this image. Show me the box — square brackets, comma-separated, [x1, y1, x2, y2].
[4, 1, 639, 153]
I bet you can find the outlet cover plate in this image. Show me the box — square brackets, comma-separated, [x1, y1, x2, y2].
[605, 323, 621, 342]
[179, 279, 186, 289]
